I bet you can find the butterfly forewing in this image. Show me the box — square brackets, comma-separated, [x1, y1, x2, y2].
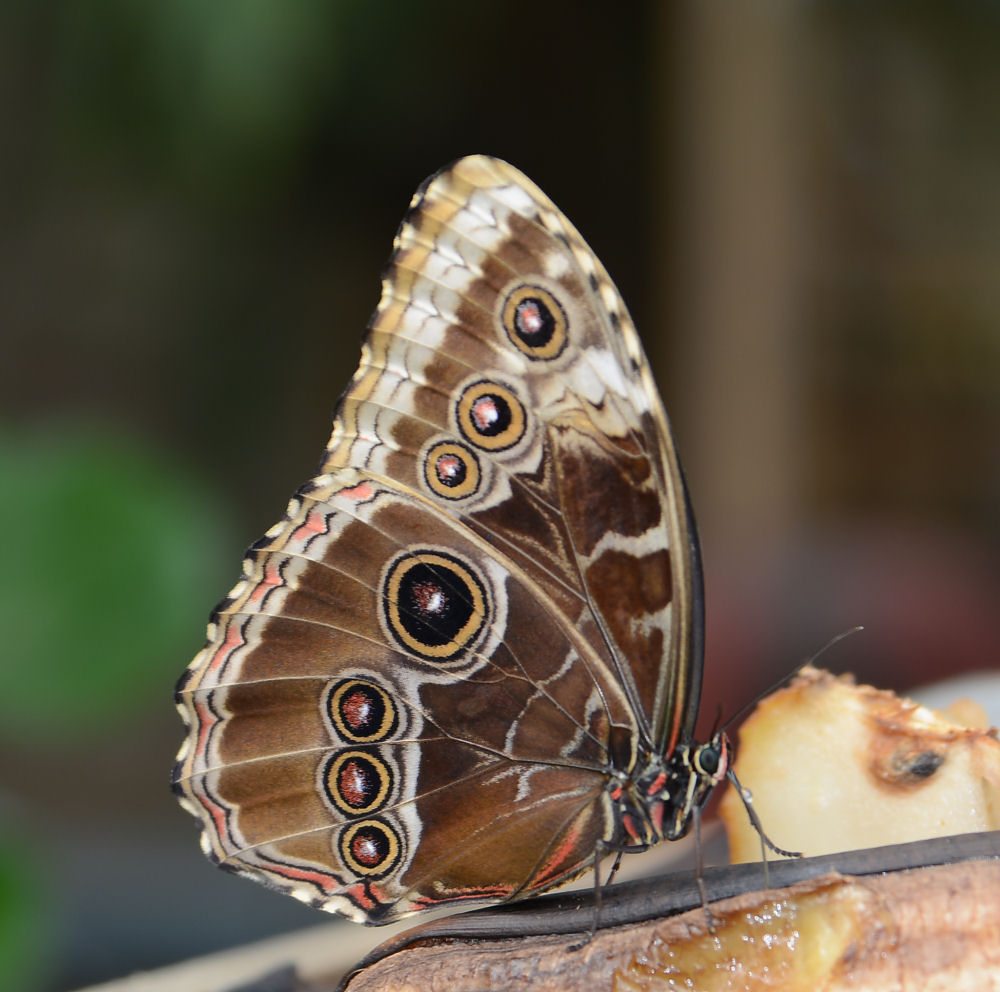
[173, 156, 705, 922]
[332, 157, 700, 745]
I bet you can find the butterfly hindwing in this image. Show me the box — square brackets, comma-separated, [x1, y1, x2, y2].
[175, 469, 628, 919]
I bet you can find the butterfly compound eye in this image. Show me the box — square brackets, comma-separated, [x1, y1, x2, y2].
[694, 743, 721, 779]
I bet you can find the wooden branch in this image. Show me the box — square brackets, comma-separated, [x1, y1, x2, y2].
[342, 860, 1000, 992]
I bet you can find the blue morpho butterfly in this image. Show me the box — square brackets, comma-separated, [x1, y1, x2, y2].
[172, 155, 792, 926]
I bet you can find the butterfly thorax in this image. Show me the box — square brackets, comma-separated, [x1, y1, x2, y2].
[608, 732, 729, 849]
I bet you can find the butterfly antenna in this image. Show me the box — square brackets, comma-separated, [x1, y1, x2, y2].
[717, 629, 864, 882]
[709, 703, 723, 738]
[720, 625, 865, 734]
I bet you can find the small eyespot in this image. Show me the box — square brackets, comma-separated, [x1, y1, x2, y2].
[338, 819, 401, 877]
[326, 679, 398, 744]
[456, 381, 526, 451]
[423, 440, 481, 500]
[322, 750, 394, 816]
[501, 284, 568, 360]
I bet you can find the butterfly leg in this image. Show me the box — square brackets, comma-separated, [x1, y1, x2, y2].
[567, 841, 622, 951]
[692, 803, 717, 933]
[605, 848, 625, 886]
[725, 767, 803, 888]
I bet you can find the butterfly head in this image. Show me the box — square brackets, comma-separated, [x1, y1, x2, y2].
[660, 731, 730, 842]
[612, 732, 730, 849]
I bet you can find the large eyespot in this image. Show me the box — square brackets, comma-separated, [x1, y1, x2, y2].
[382, 550, 488, 662]
[456, 381, 526, 451]
[326, 679, 398, 743]
[338, 819, 401, 878]
[501, 284, 568, 360]
[423, 440, 481, 500]
[322, 750, 393, 816]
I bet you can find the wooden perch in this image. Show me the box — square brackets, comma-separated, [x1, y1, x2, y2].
[340, 864, 1000, 991]
[336, 832, 1000, 992]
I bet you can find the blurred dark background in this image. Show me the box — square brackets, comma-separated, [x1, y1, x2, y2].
[2, 2, 999, 989]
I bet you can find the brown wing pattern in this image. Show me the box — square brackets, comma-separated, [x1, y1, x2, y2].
[329, 157, 701, 746]
[173, 156, 701, 922]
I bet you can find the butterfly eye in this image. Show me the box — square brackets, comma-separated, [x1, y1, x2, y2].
[338, 819, 402, 878]
[694, 743, 722, 779]
[423, 440, 481, 500]
[456, 380, 526, 451]
[381, 550, 488, 662]
[322, 750, 394, 816]
[501, 284, 568, 360]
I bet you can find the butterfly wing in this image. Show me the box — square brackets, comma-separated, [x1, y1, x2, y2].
[175, 471, 626, 921]
[173, 156, 703, 922]
[333, 156, 703, 752]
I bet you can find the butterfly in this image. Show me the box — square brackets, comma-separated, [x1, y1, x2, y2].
[172, 156, 730, 925]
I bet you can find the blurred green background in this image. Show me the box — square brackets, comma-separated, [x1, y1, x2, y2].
[2, 1, 999, 989]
